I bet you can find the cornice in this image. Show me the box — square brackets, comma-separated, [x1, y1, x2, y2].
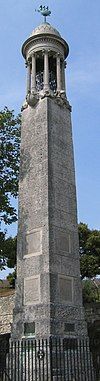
[22, 33, 69, 60]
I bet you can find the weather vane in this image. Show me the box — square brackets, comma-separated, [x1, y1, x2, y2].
[35, 5, 51, 23]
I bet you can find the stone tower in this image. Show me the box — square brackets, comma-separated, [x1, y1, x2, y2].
[12, 8, 87, 339]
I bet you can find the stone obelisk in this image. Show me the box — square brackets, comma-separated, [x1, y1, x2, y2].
[12, 7, 87, 339]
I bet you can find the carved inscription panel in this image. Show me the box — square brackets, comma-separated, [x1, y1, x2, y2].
[56, 230, 74, 254]
[25, 229, 42, 257]
[59, 232, 69, 252]
[24, 275, 40, 305]
[59, 276, 73, 302]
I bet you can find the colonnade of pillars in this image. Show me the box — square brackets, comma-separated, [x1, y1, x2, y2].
[26, 51, 66, 95]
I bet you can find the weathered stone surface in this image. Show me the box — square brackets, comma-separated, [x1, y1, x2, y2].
[59, 275, 73, 302]
[12, 97, 87, 339]
[24, 228, 42, 256]
[24, 275, 40, 305]
[1, 292, 99, 343]
[0, 293, 15, 334]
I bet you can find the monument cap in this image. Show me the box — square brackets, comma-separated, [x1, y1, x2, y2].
[30, 22, 61, 38]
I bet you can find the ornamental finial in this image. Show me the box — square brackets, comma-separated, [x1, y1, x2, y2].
[35, 5, 51, 23]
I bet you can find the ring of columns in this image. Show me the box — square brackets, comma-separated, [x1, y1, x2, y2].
[26, 50, 66, 99]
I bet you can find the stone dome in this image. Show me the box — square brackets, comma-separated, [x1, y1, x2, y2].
[30, 22, 61, 37]
[22, 21, 69, 60]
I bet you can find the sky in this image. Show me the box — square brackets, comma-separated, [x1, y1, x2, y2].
[0, 0, 100, 250]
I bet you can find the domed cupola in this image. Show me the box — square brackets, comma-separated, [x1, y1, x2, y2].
[22, 6, 69, 107]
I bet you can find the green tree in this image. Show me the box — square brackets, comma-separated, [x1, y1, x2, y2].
[78, 222, 90, 255]
[0, 107, 20, 275]
[82, 279, 100, 303]
[7, 270, 16, 288]
[80, 254, 99, 279]
[85, 230, 100, 257]
[0, 107, 21, 224]
[78, 223, 100, 279]
[0, 231, 17, 270]
[0, 231, 6, 269]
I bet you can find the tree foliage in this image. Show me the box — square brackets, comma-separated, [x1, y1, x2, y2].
[0, 231, 17, 270]
[7, 270, 16, 288]
[80, 254, 99, 279]
[79, 223, 100, 279]
[82, 279, 100, 303]
[0, 107, 21, 224]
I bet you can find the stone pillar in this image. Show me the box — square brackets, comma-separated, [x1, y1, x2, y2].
[57, 54, 61, 92]
[62, 60, 66, 93]
[44, 50, 50, 92]
[31, 53, 36, 93]
[26, 61, 31, 95]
